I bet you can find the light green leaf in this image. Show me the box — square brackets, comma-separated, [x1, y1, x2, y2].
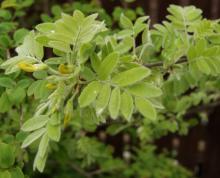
[33, 152, 47, 173]
[90, 53, 101, 72]
[135, 97, 157, 121]
[47, 124, 61, 142]
[98, 52, 119, 80]
[112, 66, 151, 87]
[16, 31, 44, 60]
[38, 134, 49, 157]
[40, 11, 105, 51]
[22, 128, 46, 148]
[127, 83, 162, 98]
[36, 23, 55, 33]
[196, 58, 211, 74]
[109, 87, 121, 119]
[116, 36, 133, 54]
[120, 92, 133, 121]
[79, 43, 94, 64]
[21, 115, 49, 132]
[120, 14, 133, 29]
[78, 81, 101, 107]
[95, 83, 111, 115]
[48, 41, 71, 53]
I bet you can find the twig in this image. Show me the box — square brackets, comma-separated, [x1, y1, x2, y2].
[69, 163, 91, 178]
[145, 57, 187, 68]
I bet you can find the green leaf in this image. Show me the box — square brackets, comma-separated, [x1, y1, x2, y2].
[33, 71, 47, 79]
[17, 78, 33, 89]
[13, 28, 29, 45]
[167, 5, 202, 29]
[0, 92, 11, 113]
[90, 53, 101, 72]
[22, 128, 46, 148]
[120, 14, 133, 29]
[40, 11, 105, 51]
[98, 52, 119, 80]
[135, 97, 157, 121]
[10, 167, 24, 178]
[48, 41, 71, 53]
[196, 58, 211, 74]
[7, 87, 26, 105]
[27, 80, 49, 99]
[0, 170, 11, 178]
[0, 77, 16, 88]
[116, 36, 133, 54]
[0, 142, 15, 169]
[127, 83, 162, 98]
[120, 92, 133, 121]
[33, 152, 47, 173]
[36, 23, 55, 33]
[38, 134, 49, 157]
[109, 87, 121, 119]
[78, 81, 101, 107]
[0, 9, 12, 20]
[79, 43, 94, 64]
[112, 66, 151, 87]
[1, 0, 17, 9]
[21, 115, 49, 132]
[47, 124, 61, 142]
[16, 31, 44, 60]
[95, 83, 111, 115]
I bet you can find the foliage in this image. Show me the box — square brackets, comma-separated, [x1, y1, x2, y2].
[1, 1, 220, 178]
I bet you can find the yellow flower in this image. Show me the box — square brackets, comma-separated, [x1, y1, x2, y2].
[18, 62, 48, 72]
[46, 83, 57, 90]
[18, 62, 37, 72]
[58, 64, 74, 74]
[63, 99, 74, 128]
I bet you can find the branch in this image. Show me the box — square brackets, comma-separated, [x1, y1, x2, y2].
[145, 57, 187, 68]
[69, 163, 91, 178]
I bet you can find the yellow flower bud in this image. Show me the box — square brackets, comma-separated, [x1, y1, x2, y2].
[18, 62, 37, 72]
[46, 83, 57, 90]
[58, 64, 74, 74]
[64, 114, 71, 128]
[18, 62, 48, 72]
[63, 99, 74, 128]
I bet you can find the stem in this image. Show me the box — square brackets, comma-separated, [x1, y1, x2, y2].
[145, 57, 187, 68]
[19, 104, 24, 128]
[69, 163, 91, 178]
